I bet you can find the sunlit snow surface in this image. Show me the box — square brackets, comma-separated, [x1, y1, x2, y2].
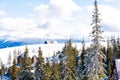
[0, 76, 9, 80]
[0, 43, 85, 65]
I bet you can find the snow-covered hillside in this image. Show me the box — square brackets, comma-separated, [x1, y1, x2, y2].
[0, 43, 86, 65]
[0, 38, 82, 48]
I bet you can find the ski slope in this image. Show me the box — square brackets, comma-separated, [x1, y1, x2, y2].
[0, 43, 85, 65]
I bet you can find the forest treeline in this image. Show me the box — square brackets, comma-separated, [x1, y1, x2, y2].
[0, 37, 119, 80]
[0, 0, 119, 80]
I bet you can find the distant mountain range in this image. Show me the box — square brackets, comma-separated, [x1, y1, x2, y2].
[0, 38, 82, 49]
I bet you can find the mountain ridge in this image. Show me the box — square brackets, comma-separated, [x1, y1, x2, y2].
[0, 38, 82, 49]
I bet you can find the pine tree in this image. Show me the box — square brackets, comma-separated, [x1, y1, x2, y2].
[62, 38, 78, 78]
[0, 63, 5, 80]
[34, 47, 45, 80]
[101, 47, 106, 56]
[18, 46, 33, 80]
[59, 53, 67, 80]
[117, 36, 120, 58]
[76, 56, 82, 80]
[106, 39, 112, 79]
[13, 49, 18, 61]
[110, 37, 119, 59]
[80, 39, 87, 71]
[44, 58, 52, 80]
[59, 53, 75, 80]
[77, 39, 87, 80]
[9, 58, 18, 80]
[50, 54, 60, 80]
[83, 0, 107, 80]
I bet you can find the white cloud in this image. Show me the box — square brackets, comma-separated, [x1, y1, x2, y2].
[0, 10, 6, 16]
[99, 5, 120, 32]
[104, 0, 114, 1]
[34, 0, 82, 17]
[49, 0, 82, 17]
[31, 0, 85, 39]
[1, 0, 119, 40]
[0, 17, 49, 39]
[34, 0, 82, 28]
[28, 14, 35, 17]
[0, 17, 37, 31]
[86, 4, 120, 33]
[0, 0, 91, 40]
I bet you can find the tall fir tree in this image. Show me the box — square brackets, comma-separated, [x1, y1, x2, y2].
[18, 46, 33, 80]
[80, 39, 87, 71]
[9, 58, 18, 80]
[106, 39, 112, 79]
[50, 54, 60, 80]
[59, 53, 67, 80]
[62, 38, 78, 79]
[83, 0, 107, 80]
[44, 58, 52, 80]
[77, 39, 87, 80]
[117, 36, 120, 58]
[0, 63, 5, 80]
[110, 36, 119, 59]
[34, 47, 45, 80]
[59, 53, 75, 80]
[76, 55, 82, 80]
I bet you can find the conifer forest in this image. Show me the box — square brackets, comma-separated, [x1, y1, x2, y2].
[0, 0, 119, 80]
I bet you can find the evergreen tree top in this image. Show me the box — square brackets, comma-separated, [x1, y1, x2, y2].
[24, 46, 29, 54]
[13, 58, 16, 66]
[94, 0, 97, 5]
[90, 0, 104, 49]
[38, 47, 43, 57]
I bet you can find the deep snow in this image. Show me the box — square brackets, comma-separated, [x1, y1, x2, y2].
[0, 43, 85, 65]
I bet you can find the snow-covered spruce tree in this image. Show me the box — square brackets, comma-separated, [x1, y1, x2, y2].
[59, 53, 71, 80]
[111, 36, 119, 59]
[80, 39, 87, 70]
[77, 39, 87, 80]
[59, 53, 66, 80]
[117, 36, 120, 58]
[106, 39, 112, 80]
[18, 46, 33, 80]
[34, 47, 45, 80]
[83, 0, 107, 80]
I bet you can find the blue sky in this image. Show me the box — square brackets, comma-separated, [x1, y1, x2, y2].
[0, 0, 119, 40]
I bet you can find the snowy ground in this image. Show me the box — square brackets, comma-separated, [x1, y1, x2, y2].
[0, 76, 9, 80]
[0, 43, 87, 65]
